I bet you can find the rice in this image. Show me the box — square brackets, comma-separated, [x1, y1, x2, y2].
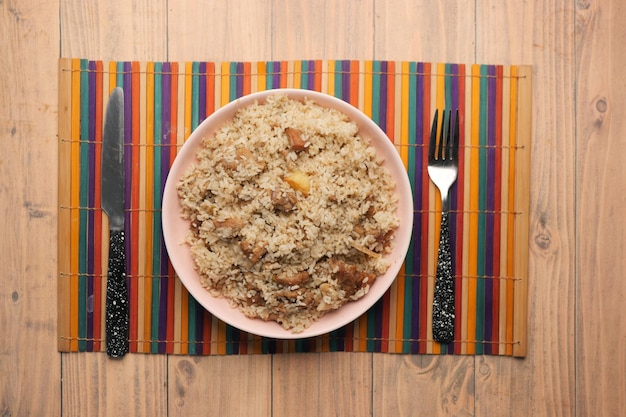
[177, 93, 399, 332]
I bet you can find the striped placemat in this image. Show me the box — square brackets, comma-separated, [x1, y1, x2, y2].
[57, 58, 531, 356]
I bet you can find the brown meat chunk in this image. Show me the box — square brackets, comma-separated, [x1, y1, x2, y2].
[285, 127, 308, 151]
[331, 260, 377, 297]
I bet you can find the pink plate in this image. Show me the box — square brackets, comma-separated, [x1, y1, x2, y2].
[162, 89, 413, 339]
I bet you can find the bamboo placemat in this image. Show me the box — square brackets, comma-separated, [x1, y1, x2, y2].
[57, 58, 531, 357]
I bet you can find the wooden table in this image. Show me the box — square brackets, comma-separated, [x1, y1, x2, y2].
[1, 1, 625, 415]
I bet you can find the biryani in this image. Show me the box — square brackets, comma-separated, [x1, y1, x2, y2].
[177, 93, 399, 332]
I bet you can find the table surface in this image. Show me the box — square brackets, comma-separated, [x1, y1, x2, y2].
[2, 1, 625, 416]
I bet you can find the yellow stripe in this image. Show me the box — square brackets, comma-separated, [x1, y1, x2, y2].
[221, 61, 230, 107]
[69, 58, 81, 352]
[499, 66, 512, 355]
[143, 62, 155, 353]
[467, 64, 482, 354]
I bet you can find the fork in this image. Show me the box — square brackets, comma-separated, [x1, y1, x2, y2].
[427, 109, 460, 344]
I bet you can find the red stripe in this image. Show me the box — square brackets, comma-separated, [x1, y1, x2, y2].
[93, 60, 104, 351]
[206, 62, 215, 117]
[492, 65, 504, 349]
[129, 61, 141, 352]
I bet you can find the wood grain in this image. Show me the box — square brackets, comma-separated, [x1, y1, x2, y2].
[373, 355, 475, 416]
[575, 0, 626, 415]
[168, 355, 272, 416]
[0, 0, 62, 416]
[476, 0, 579, 414]
[61, 354, 167, 416]
[273, 352, 373, 417]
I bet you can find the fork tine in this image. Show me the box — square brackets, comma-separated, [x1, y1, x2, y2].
[451, 109, 459, 160]
[438, 110, 447, 160]
[429, 109, 439, 161]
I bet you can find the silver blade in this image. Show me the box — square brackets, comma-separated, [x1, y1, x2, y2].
[101, 87, 125, 230]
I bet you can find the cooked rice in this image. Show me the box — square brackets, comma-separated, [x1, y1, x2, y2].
[177, 93, 399, 332]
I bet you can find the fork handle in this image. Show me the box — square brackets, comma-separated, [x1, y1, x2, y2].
[433, 211, 455, 344]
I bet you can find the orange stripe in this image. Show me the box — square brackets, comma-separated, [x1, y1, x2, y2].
[206, 62, 215, 118]
[350, 60, 359, 106]
[128, 61, 140, 352]
[506, 66, 519, 356]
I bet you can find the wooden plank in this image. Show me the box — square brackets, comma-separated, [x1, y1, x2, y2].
[0, 0, 62, 415]
[273, 353, 373, 417]
[61, 353, 167, 416]
[167, 0, 272, 62]
[475, 0, 577, 414]
[575, 0, 626, 415]
[372, 355, 475, 416]
[168, 355, 271, 416]
[373, 0, 476, 63]
[58, 57, 73, 352]
[59, 0, 168, 62]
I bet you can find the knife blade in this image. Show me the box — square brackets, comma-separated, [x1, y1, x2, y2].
[102, 87, 129, 358]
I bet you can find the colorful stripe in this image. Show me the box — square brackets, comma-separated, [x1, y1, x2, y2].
[58, 59, 529, 356]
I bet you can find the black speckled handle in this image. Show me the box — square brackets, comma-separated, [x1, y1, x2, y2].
[432, 212, 455, 344]
[106, 230, 129, 358]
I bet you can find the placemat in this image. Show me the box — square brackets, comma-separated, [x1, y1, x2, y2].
[57, 58, 531, 356]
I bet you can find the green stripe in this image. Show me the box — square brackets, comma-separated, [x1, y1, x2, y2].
[230, 62, 238, 101]
[475, 65, 489, 354]
[300, 60, 309, 89]
[191, 62, 200, 130]
[151, 62, 163, 353]
[403, 62, 418, 353]
[371, 61, 381, 126]
[334, 60, 342, 99]
[187, 61, 202, 355]
[78, 59, 89, 351]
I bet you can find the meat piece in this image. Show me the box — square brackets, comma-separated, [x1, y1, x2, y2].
[271, 189, 298, 212]
[240, 239, 268, 263]
[285, 127, 308, 151]
[331, 260, 377, 297]
[273, 271, 310, 286]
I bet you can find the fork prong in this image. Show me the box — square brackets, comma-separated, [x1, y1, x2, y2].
[429, 109, 439, 162]
[438, 110, 447, 160]
[451, 109, 459, 160]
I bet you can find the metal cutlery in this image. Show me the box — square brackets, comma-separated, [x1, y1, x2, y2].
[427, 109, 460, 344]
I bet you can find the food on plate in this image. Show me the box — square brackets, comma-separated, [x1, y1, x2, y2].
[177, 93, 399, 332]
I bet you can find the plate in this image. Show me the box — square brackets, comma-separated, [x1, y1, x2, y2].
[162, 89, 413, 339]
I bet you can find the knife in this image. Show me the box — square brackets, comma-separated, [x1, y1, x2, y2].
[102, 87, 129, 358]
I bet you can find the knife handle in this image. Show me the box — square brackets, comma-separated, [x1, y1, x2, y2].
[105, 230, 129, 358]
[432, 211, 455, 344]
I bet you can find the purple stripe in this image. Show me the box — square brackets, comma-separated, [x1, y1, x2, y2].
[379, 61, 388, 133]
[158, 62, 172, 353]
[411, 62, 425, 352]
[307, 60, 315, 90]
[484, 65, 497, 351]
[87, 60, 97, 350]
[448, 65, 459, 259]
[123, 62, 133, 276]
[199, 62, 207, 121]
[273, 61, 281, 89]
[342, 60, 350, 101]
[236, 62, 244, 98]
